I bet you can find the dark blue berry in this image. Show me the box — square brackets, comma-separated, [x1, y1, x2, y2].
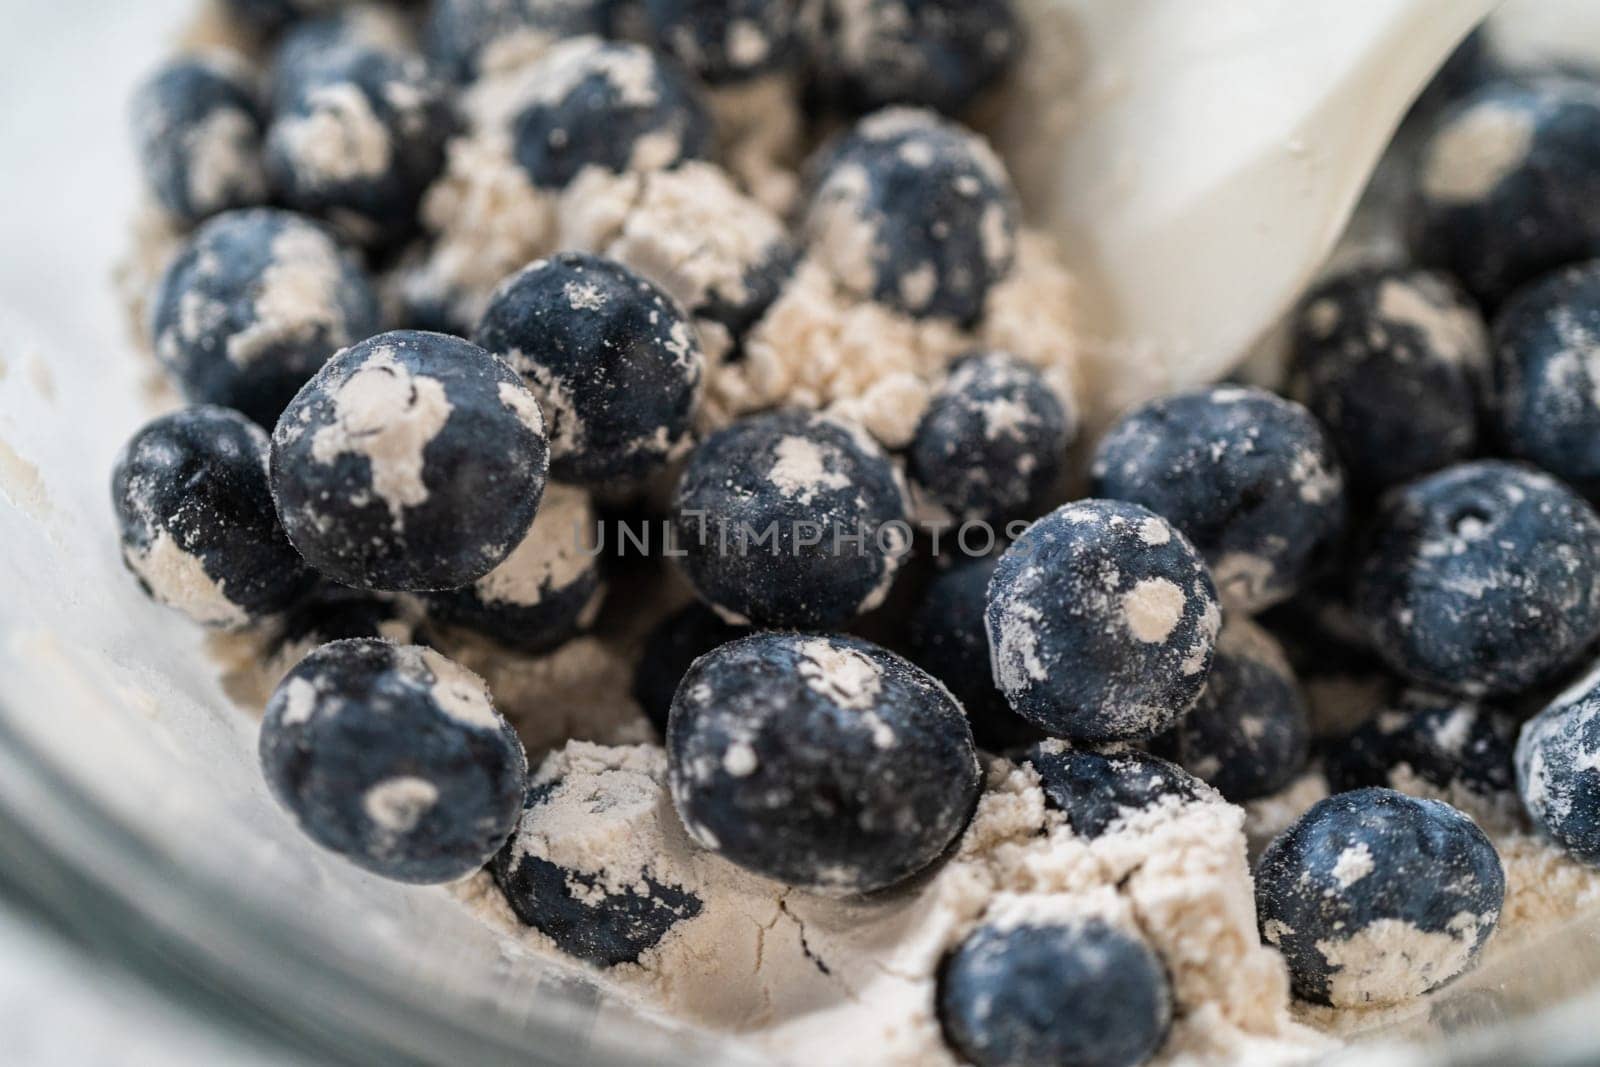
[1326, 693, 1519, 800]
[277, 582, 419, 654]
[646, 0, 797, 84]
[270, 6, 415, 109]
[1256, 787, 1504, 1006]
[667, 632, 980, 893]
[1023, 743, 1208, 840]
[1516, 665, 1600, 865]
[424, 0, 614, 83]
[270, 330, 550, 592]
[259, 639, 528, 883]
[986, 500, 1221, 742]
[222, 0, 352, 35]
[1261, 579, 1400, 740]
[132, 52, 269, 224]
[632, 601, 747, 735]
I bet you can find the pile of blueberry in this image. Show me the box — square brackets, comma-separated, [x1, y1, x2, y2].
[111, 6, 1600, 1064]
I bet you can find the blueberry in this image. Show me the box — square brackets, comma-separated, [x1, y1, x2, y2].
[1261, 579, 1401, 740]
[1022, 742, 1209, 840]
[1326, 693, 1519, 800]
[807, 108, 1019, 325]
[270, 6, 416, 108]
[259, 639, 528, 883]
[151, 208, 381, 427]
[422, 483, 605, 652]
[1256, 787, 1504, 1006]
[667, 632, 980, 893]
[985, 500, 1221, 742]
[265, 43, 453, 246]
[131, 52, 269, 225]
[908, 352, 1076, 527]
[506, 38, 712, 191]
[1492, 260, 1600, 497]
[1516, 664, 1600, 865]
[1289, 267, 1490, 494]
[1409, 77, 1600, 307]
[276, 583, 419, 654]
[424, 0, 614, 83]
[632, 602, 747, 735]
[112, 406, 314, 629]
[1092, 385, 1348, 614]
[270, 330, 550, 592]
[1355, 461, 1600, 697]
[938, 910, 1171, 1067]
[805, 0, 1020, 117]
[907, 556, 1044, 752]
[475, 252, 703, 485]
[221, 0, 353, 36]
[492, 746, 703, 966]
[1152, 617, 1310, 802]
[646, 0, 797, 84]
[672, 409, 910, 629]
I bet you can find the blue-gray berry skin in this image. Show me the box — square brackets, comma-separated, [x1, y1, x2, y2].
[112, 406, 315, 629]
[1327, 693, 1518, 800]
[1355, 461, 1600, 698]
[152, 208, 381, 428]
[908, 556, 1044, 752]
[986, 500, 1221, 743]
[646, 0, 797, 84]
[1516, 669, 1600, 865]
[1256, 788, 1504, 1007]
[1492, 261, 1600, 498]
[424, 0, 614, 83]
[476, 252, 703, 486]
[1092, 385, 1348, 614]
[672, 410, 910, 629]
[938, 916, 1171, 1067]
[259, 639, 528, 884]
[222, 0, 352, 35]
[269, 7, 413, 108]
[1409, 77, 1600, 308]
[1023, 744, 1207, 840]
[667, 632, 980, 894]
[909, 352, 1076, 527]
[270, 330, 550, 593]
[1152, 617, 1309, 802]
[632, 602, 747, 735]
[808, 109, 1019, 325]
[805, 0, 1020, 117]
[509, 38, 712, 191]
[1290, 267, 1490, 495]
[132, 53, 269, 225]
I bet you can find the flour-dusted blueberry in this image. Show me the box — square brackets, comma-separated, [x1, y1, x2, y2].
[632, 602, 747, 734]
[132, 52, 269, 225]
[672, 410, 911, 629]
[423, 483, 605, 652]
[265, 40, 453, 246]
[476, 252, 703, 485]
[1327, 693, 1519, 801]
[492, 745, 703, 966]
[667, 632, 980, 893]
[804, 0, 1020, 117]
[986, 500, 1221, 742]
[151, 208, 381, 427]
[269, 5, 416, 107]
[259, 639, 528, 883]
[271, 330, 550, 592]
[807, 108, 1019, 325]
[1516, 664, 1600, 865]
[646, 0, 797, 84]
[424, 0, 614, 83]
[1409, 77, 1600, 307]
[908, 352, 1076, 527]
[1256, 787, 1504, 1006]
[1354, 461, 1600, 697]
[1092, 385, 1348, 614]
[503, 38, 712, 191]
[112, 406, 314, 629]
[908, 555, 1043, 751]
[1023, 742, 1210, 840]
[1151, 617, 1309, 802]
[1289, 267, 1490, 494]
[938, 904, 1171, 1067]
[276, 583, 419, 655]
[1492, 261, 1600, 497]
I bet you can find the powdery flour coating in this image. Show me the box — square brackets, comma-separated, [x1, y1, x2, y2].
[259, 639, 528, 884]
[270, 330, 550, 592]
[668, 633, 980, 894]
[1092, 385, 1348, 615]
[150, 208, 381, 427]
[646, 0, 798, 85]
[985, 499, 1221, 742]
[1516, 663, 1600, 867]
[424, 0, 615, 83]
[1354, 461, 1600, 698]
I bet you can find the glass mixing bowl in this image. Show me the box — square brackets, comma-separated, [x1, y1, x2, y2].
[1, 3, 1598, 1065]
